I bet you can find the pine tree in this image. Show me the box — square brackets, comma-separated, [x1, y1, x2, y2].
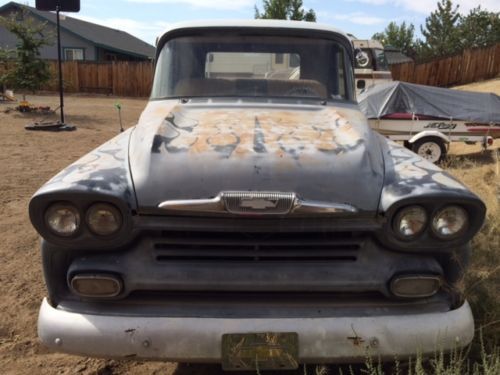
[420, 0, 461, 58]
[372, 21, 416, 57]
[255, 0, 317, 22]
[0, 8, 52, 95]
[459, 7, 500, 49]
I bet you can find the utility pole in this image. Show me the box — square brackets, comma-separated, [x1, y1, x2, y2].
[56, 5, 65, 124]
[31, 1, 80, 130]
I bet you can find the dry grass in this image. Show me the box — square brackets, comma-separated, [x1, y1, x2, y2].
[453, 78, 500, 95]
[447, 78, 500, 354]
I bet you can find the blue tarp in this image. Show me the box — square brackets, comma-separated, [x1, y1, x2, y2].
[358, 81, 500, 123]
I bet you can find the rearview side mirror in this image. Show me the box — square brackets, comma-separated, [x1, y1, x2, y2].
[357, 80, 366, 90]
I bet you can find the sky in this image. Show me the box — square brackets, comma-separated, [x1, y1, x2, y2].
[3, 0, 499, 45]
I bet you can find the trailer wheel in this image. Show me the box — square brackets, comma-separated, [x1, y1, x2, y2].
[412, 137, 447, 164]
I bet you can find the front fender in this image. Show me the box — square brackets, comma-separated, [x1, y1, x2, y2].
[29, 128, 138, 249]
[376, 135, 485, 251]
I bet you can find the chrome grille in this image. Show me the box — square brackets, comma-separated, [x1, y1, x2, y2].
[222, 191, 296, 215]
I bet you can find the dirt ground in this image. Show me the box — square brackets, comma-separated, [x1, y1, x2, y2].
[0, 89, 498, 375]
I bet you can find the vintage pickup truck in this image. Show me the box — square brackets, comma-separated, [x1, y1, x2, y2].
[30, 20, 486, 371]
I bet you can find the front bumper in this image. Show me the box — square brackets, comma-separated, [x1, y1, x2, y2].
[38, 298, 474, 363]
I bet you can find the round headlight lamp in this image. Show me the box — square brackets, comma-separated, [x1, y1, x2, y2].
[45, 203, 81, 237]
[393, 206, 427, 240]
[86, 203, 122, 236]
[432, 205, 468, 239]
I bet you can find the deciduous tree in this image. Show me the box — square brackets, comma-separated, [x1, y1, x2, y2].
[0, 8, 53, 95]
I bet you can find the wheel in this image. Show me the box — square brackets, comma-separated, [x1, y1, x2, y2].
[412, 137, 447, 164]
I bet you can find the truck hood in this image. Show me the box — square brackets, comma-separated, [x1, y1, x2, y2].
[129, 100, 384, 214]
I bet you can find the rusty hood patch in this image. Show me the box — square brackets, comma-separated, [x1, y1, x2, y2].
[130, 100, 384, 213]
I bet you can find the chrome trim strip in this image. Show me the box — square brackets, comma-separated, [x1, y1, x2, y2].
[158, 192, 357, 215]
[158, 196, 223, 213]
[294, 199, 358, 214]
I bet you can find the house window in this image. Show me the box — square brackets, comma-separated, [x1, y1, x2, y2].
[64, 48, 84, 61]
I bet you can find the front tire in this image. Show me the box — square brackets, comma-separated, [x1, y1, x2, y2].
[412, 137, 447, 164]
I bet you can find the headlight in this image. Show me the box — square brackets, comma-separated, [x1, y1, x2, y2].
[45, 203, 80, 237]
[86, 203, 122, 236]
[393, 206, 427, 239]
[432, 205, 468, 239]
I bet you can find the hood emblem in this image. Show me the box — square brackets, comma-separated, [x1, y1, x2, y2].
[223, 192, 295, 215]
[239, 197, 280, 210]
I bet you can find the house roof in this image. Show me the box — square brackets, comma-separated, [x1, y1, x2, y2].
[384, 46, 413, 65]
[0, 1, 155, 59]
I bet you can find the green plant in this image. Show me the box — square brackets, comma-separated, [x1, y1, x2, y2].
[0, 7, 53, 96]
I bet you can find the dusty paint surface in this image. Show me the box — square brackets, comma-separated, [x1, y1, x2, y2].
[379, 139, 475, 211]
[152, 105, 364, 159]
[129, 100, 385, 212]
[33, 128, 135, 203]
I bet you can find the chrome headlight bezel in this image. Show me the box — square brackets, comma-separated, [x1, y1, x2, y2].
[431, 205, 469, 240]
[44, 202, 81, 237]
[86, 202, 123, 237]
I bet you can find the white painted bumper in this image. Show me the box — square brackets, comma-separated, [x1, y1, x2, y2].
[38, 298, 474, 363]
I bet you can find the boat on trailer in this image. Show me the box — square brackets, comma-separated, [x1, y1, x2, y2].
[358, 81, 500, 163]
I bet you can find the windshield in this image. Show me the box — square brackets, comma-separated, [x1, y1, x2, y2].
[151, 35, 351, 101]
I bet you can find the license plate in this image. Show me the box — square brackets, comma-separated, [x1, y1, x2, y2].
[221, 332, 299, 371]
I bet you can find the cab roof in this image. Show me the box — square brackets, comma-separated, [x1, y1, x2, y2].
[157, 19, 350, 45]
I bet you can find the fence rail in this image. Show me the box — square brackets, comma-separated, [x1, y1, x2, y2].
[390, 43, 500, 87]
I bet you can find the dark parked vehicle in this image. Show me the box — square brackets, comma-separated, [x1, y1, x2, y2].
[30, 20, 485, 372]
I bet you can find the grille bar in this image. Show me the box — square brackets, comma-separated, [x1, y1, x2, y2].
[151, 231, 365, 263]
[156, 255, 357, 262]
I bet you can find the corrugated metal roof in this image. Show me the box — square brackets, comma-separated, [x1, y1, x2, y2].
[0, 1, 155, 59]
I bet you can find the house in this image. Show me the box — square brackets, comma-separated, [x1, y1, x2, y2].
[0, 1, 155, 61]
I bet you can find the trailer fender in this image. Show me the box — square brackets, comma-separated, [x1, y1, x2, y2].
[408, 131, 450, 145]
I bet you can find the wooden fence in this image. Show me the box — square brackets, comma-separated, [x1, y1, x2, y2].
[42, 60, 155, 97]
[390, 43, 500, 87]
